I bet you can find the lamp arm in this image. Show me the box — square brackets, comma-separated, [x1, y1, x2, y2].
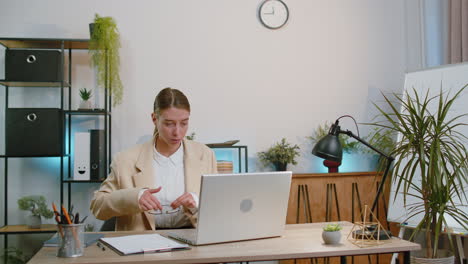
[339, 130, 393, 160]
[339, 129, 395, 217]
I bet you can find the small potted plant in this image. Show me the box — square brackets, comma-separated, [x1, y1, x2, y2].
[322, 223, 343, 244]
[78, 88, 93, 110]
[258, 138, 300, 171]
[17, 195, 54, 229]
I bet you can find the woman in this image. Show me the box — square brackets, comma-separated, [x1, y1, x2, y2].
[90, 88, 217, 231]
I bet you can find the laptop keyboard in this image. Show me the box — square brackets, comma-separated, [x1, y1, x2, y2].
[169, 230, 197, 245]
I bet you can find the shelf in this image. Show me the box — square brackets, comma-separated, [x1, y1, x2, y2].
[0, 224, 57, 234]
[0, 80, 71, 87]
[0, 38, 89, 49]
[65, 110, 111, 116]
[0, 154, 68, 158]
[210, 145, 249, 173]
[63, 178, 105, 183]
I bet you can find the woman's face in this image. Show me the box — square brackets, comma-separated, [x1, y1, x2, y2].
[152, 107, 190, 147]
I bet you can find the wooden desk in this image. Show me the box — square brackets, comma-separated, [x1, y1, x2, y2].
[28, 222, 420, 264]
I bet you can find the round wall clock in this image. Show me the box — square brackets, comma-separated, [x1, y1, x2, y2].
[259, 0, 289, 29]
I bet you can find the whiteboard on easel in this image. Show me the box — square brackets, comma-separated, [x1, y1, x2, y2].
[386, 62, 468, 233]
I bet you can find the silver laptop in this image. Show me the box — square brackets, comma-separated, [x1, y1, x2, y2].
[168, 171, 292, 245]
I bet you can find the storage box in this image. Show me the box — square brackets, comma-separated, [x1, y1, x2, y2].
[5, 49, 62, 82]
[6, 108, 63, 156]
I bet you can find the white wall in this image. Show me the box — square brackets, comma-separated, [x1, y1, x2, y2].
[0, 0, 409, 260]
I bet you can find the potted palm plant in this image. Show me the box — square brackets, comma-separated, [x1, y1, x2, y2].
[258, 138, 300, 171]
[372, 85, 468, 263]
[17, 195, 54, 228]
[89, 14, 123, 106]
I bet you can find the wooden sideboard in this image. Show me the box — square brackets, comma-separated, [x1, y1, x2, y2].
[287, 172, 389, 225]
[282, 172, 392, 264]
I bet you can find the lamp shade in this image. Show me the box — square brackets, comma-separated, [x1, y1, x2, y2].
[311, 134, 343, 162]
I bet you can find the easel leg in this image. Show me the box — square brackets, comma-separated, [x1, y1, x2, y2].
[456, 235, 465, 264]
[391, 227, 405, 264]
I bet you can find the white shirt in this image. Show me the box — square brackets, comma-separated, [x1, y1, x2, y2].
[138, 143, 198, 228]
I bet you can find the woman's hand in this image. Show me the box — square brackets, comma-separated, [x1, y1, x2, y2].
[171, 192, 196, 209]
[139, 187, 163, 211]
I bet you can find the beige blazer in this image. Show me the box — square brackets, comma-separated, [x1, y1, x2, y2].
[90, 139, 217, 231]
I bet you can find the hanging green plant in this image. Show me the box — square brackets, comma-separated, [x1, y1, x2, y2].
[89, 14, 123, 106]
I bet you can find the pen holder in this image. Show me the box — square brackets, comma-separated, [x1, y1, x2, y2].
[57, 223, 85, 258]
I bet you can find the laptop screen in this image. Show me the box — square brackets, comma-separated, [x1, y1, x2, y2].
[195, 171, 292, 245]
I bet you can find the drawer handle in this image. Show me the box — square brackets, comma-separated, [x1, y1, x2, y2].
[26, 55, 36, 63]
[27, 113, 37, 122]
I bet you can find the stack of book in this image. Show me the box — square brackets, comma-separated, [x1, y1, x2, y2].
[217, 160, 233, 174]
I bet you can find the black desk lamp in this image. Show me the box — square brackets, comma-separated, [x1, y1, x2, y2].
[312, 115, 395, 218]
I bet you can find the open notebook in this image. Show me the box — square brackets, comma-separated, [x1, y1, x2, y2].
[99, 234, 190, 255]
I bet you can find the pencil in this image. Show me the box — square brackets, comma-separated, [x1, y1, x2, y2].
[52, 202, 64, 238]
[61, 205, 72, 224]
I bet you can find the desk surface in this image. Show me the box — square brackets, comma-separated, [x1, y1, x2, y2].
[28, 222, 420, 264]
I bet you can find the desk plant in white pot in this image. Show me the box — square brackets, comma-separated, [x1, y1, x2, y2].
[322, 223, 342, 244]
[18, 195, 54, 228]
[372, 86, 468, 263]
[78, 88, 93, 110]
[258, 138, 300, 171]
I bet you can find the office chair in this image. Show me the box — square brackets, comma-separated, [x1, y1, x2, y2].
[99, 217, 116, 231]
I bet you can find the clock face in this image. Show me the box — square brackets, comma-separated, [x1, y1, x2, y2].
[259, 0, 289, 29]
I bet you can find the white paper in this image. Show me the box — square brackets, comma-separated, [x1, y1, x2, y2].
[100, 234, 189, 255]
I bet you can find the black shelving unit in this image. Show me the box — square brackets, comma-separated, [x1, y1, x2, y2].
[0, 38, 111, 252]
[209, 145, 248, 173]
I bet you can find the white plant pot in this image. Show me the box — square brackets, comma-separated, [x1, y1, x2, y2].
[27, 215, 42, 229]
[322, 231, 341, 244]
[79, 100, 93, 110]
